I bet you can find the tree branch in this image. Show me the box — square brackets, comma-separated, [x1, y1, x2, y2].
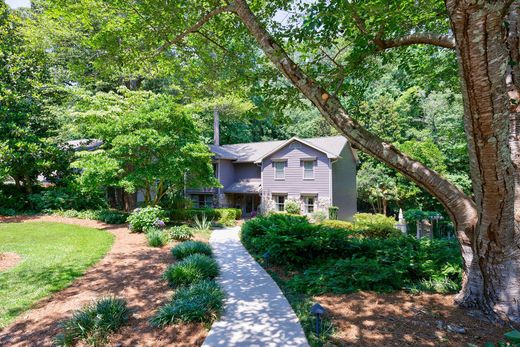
[157, 5, 232, 53]
[232, 0, 476, 231]
[351, 10, 455, 50]
[374, 33, 456, 50]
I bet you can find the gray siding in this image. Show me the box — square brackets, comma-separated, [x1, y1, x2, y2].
[218, 159, 235, 193]
[332, 145, 357, 220]
[234, 163, 261, 180]
[262, 142, 331, 199]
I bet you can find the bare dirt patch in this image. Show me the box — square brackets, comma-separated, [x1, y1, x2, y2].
[316, 291, 509, 346]
[0, 216, 207, 346]
[0, 252, 22, 271]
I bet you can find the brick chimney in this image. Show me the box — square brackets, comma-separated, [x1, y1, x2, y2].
[213, 106, 220, 146]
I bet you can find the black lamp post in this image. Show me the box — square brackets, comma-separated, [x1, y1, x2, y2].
[263, 251, 270, 267]
[310, 303, 326, 338]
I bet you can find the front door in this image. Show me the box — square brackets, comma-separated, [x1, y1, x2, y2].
[245, 195, 254, 214]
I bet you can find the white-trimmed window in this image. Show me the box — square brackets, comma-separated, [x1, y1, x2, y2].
[303, 196, 316, 214]
[273, 194, 286, 211]
[274, 161, 285, 180]
[303, 160, 314, 179]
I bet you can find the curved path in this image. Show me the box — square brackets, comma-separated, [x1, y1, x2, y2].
[203, 227, 309, 347]
[0, 216, 206, 346]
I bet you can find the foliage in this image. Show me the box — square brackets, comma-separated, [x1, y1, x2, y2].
[127, 206, 168, 233]
[55, 297, 129, 347]
[68, 89, 219, 205]
[284, 199, 301, 215]
[50, 209, 129, 224]
[0, 222, 114, 328]
[241, 215, 461, 295]
[150, 280, 224, 326]
[0, 208, 15, 216]
[242, 214, 353, 266]
[167, 225, 194, 242]
[310, 211, 327, 223]
[0, 3, 73, 195]
[193, 213, 212, 231]
[28, 187, 107, 211]
[321, 220, 354, 231]
[169, 208, 241, 223]
[146, 228, 168, 248]
[163, 254, 219, 288]
[404, 209, 442, 222]
[171, 241, 213, 260]
[352, 213, 401, 238]
[328, 206, 339, 220]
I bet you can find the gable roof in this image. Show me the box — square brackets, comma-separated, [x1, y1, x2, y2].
[211, 136, 349, 163]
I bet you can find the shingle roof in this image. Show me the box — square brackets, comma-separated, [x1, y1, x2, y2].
[212, 136, 348, 163]
[224, 179, 262, 193]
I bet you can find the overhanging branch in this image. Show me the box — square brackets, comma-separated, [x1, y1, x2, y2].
[157, 5, 232, 53]
[374, 33, 456, 50]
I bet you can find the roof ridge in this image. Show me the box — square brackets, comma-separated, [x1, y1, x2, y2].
[217, 135, 344, 148]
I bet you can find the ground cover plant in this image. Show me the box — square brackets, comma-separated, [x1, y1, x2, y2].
[0, 222, 114, 328]
[241, 214, 462, 294]
[150, 280, 224, 326]
[54, 296, 130, 347]
[167, 225, 194, 241]
[146, 228, 168, 247]
[171, 240, 213, 260]
[163, 253, 219, 288]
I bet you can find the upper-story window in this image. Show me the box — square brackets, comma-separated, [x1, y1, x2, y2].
[303, 160, 314, 179]
[274, 161, 285, 180]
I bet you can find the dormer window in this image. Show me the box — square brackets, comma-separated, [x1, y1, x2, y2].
[274, 161, 285, 180]
[303, 160, 314, 180]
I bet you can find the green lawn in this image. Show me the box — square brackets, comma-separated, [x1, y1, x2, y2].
[0, 222, 114, 328]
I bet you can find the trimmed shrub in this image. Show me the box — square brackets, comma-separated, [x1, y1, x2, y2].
[146, 228, 168, 247]
[321, 220, 354, 231]
[28, 187, 106, 211]
[217, 209, 237, 226]
[171, 241, 213, 260]
[352, 213, 401, 238]
[150, 280, 224, 326]
[284, 199, 301, 215]
[127, 206, 169, 232]
[168, 208, 241, 223]
[167, 225, 194, 241]
[163, 254, 219, 287]
[54, 297, 129, 347]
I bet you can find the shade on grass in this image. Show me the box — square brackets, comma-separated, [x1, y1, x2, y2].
[0, 222, 114, 328]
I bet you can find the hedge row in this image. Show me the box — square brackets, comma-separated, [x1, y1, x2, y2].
[168, 208, 242, 222]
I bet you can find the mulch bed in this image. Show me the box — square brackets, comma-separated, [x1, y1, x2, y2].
[316, 291, 511, 346]
[0, 216, 207, 347]
[0, 252, 22, 272]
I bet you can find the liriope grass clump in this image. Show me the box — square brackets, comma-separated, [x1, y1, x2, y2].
[163, 253, 219, 288]
[146, 228, 168, 247]
[171, 240, 212, 260]
[150, 280, 224, 326]
[54, 297, 130, 347]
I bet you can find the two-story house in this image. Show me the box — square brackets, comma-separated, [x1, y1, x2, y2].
[188, 135, 358, 220]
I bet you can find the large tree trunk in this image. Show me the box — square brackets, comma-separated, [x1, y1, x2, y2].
[231, 0, 520, 322]
[447, 0, 520, 322]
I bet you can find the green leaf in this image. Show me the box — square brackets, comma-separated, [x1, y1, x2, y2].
[504, 329, 520, 343]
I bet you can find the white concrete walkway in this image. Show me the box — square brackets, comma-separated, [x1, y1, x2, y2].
[202, 227, 309, 347]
